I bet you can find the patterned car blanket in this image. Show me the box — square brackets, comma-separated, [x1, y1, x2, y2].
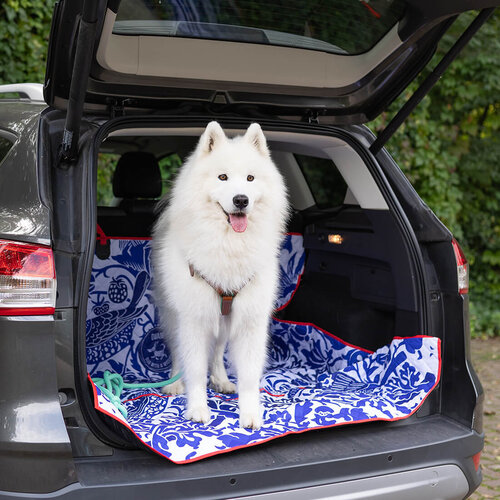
[87, 233, 441, 463]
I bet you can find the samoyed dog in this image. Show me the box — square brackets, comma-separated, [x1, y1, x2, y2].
[152, 122, 288, 429]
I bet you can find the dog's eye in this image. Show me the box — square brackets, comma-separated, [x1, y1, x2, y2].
[218, 174, 228, 181]
[247, 175, 254, 182]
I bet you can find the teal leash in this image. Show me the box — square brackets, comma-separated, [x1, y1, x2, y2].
[91, 370, 182, 419]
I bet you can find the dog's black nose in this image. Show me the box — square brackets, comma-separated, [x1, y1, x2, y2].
[233, 194, 249, 210]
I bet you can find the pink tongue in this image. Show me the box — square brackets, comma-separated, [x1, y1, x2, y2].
[229, 213, 248, 233]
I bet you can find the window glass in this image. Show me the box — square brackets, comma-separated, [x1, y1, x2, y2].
[0, 136, 14, 166]
[158, 153, 182, 194]
[295, 154, 348, 208]
[115, 0, 406, 55]
[97, 153, 120, 206]
[97, 152, 182, 206]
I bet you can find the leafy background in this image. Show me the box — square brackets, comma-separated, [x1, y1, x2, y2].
[0, 1, 498, 336]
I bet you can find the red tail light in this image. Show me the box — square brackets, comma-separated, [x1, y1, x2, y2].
[472, 451, 481, 471]
[0, 239, 56, 315]
[452, 238, 469, 295]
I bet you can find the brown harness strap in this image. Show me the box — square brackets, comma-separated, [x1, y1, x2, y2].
[189, 263, 239, 316]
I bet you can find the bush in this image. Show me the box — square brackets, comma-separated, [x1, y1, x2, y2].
[0, 1, 55, 86]
[370, 11, 500, 337]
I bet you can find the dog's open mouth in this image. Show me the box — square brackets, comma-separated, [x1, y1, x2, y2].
[219, 204, 248, 233]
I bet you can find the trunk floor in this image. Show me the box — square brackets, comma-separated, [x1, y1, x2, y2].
[86, 234, 440, 463]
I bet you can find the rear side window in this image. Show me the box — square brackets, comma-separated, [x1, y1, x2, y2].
[97, 153, 121, 206]
[97, 152, 182, 206]
[0, 136, 14, 166]
[115, 0, 406, 55]
[295, 154, 348, 208]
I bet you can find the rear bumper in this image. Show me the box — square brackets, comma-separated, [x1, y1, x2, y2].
[235, 464, 469, 500]
[0, 465, 473, 500]
[0, 416, 482, 499]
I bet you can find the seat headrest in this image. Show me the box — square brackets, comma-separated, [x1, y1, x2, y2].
[113, 152, 162, 199]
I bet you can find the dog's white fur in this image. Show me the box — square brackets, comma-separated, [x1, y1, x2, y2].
[152, 122, 289, 429]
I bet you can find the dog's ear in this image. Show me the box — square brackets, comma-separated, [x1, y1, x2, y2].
[199, 121, 226, 155]
[244, 123, 269, 157]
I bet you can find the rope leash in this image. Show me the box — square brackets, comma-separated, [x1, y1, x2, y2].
[91, 370, 182, 419]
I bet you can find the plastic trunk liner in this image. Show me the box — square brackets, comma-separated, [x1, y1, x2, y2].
[87, 232, 441, 463]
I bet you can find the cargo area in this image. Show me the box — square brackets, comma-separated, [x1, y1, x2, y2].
[92, 126, 424, 350]
[80, 125, 445, 462]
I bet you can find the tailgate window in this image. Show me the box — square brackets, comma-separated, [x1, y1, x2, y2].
[115, 0, 406, 55]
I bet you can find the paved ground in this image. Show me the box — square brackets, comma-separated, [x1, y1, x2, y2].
[469, 337, 500, 499]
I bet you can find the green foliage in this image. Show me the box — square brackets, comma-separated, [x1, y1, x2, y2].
[158, 154, 182, 192]
[370, 11, 500, 337]
[96, 154, 120, 206]
[0, 0, 55, 86]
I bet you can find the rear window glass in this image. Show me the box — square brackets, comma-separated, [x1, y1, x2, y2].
[97, 152, 181, 206]
[295, 154, 348, 208]
[115, 0, 406, 55]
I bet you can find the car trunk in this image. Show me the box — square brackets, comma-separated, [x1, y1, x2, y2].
[36, 109, 482, 495]
[81, 116, 432, 448]
[39, 0, 495, 491]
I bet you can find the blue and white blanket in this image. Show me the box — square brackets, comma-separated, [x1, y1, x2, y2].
[87, 234, 440, 463]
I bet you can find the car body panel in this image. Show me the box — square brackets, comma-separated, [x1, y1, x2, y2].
[0, 102, 51, 246]
[0, 313, 76, 493]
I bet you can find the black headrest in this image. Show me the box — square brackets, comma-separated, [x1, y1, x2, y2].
[113, 152, 162, 199]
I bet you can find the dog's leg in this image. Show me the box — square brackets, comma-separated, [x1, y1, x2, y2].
[209, 319, 236, 394]
[229, 315, 268, 430]
[160, 310, 185, 395]
[179, 319, 212, 424]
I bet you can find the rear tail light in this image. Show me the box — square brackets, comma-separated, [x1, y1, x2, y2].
[0, 239, 56, 315]
[472, 451, 481, 471]
[452, 238, 469, 295]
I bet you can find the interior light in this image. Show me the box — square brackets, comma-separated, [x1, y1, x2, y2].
[328, 234, 344, 245]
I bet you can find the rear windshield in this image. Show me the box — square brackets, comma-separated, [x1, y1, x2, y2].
[114, 0, 406, 55]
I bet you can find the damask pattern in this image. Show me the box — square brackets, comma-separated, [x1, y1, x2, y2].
[87, 235, 440, 463]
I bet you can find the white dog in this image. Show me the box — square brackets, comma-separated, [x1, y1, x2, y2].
[152, 122, 288, 429]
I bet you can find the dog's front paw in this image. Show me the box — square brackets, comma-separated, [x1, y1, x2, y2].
[209, 375, 237, 394]
[186, 404, 211, 424]
[161, 379, 185, 395]
[239, 410, 263, 430]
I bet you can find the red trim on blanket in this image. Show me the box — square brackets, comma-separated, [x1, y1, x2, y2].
[272, 317, 375, 354]
[88, 336, 442, 465]
[393, 335, 433, 340]
[274, 233, 304, 312]
[88, 373, 133, 430]
[123, 392, 175, 403]
[274, 272, 303, 312]
[96, 224, 152, 243]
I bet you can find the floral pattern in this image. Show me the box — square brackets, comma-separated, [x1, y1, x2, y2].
[86, 235, 441, 464]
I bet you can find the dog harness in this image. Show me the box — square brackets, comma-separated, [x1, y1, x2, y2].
[189, 263, 243, 315]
